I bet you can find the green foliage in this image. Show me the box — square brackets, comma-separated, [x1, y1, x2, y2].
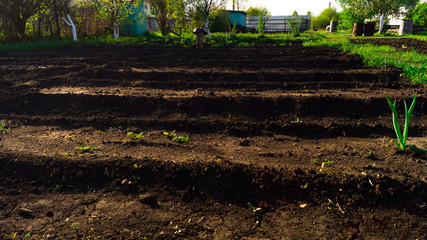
[245, 6, 270, 16]
[229, 20, 238, 35]
[0, 0, 44, 40]
[0, 39, 81, 53]
[163, 131, 189, 143]
[209, 9, 229, 32]
[337, 0, 419, 30]
[76, 145, 100, 153]
[289, 11, 302, 36]
[91, 0, 144, 38]
[0, 120, 10, 133]
[312, 7, 340, 29]
[258, 16, 268, 34]
[303, 34, 427, 83]
[385, 94, 427, 152]
[127, 132, 144, 140]
[409, 3, 427, 26]
[149, 0, 187, 36]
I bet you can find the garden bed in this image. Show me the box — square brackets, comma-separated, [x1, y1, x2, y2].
[0, 43, 426, 239]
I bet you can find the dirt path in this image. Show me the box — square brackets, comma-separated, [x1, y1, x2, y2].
[0, 44, 426, 239]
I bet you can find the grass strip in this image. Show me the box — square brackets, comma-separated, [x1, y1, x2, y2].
[303, 34, 427, 84]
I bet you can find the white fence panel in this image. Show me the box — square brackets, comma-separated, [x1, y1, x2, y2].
[247, 15, 312, 32]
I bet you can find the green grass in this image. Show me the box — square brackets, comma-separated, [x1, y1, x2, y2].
[304, 33, 427, 83]
[0, 39, 82, 53]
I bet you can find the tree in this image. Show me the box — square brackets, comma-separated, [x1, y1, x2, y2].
[245, 6, 270, 17]
[288, 10, 302, 35]
[50, 0, 73, 37]
[370, 0, 418, 32]
[187, 0, 227, 37]
[149, 0, 186, 36]
[245, 6, 269, 33]
[408, 2, 427, 26]
[337, 0, 418, 32]
[0, 0, 45, 39]
[231, 0, 247, 11]
[91, 0, 143, 38]
[337, 0, 376, 23]
[311, 7, 340, 29]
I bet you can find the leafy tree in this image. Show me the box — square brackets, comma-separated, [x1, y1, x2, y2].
[149, 0, 186, 36]
[311, 7, 340, 29]
[337, 0, 376, 24]
[408, 2, 427, 26]
[337, 0, 418, 32]
[187, 0, 227, 37]
[48, 0, 73, 37]
[288, 10, 302, 35]
[209, 9, 229, 32]
[91, 0, 144, 38]
[0, 0, 45, 39]
[231, 0, 247, 11]
[245, 6, 269, 33]
[245, 6, 270, 16]
[370, 0, 418, 32]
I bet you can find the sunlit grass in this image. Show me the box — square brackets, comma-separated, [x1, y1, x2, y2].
[303, 33, 426, 84]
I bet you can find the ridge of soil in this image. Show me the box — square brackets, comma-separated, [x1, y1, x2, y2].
[0, 43, 426, 239]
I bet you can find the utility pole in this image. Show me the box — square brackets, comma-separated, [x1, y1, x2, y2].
[329, 2, 331, 8]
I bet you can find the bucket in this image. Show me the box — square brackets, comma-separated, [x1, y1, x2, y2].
[352, 23, 364, 36]
[330, 21, 338, 33]
[364, 22, 375, 36]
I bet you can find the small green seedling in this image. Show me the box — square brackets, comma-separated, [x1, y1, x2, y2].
[385, 94, 427, 152]
[291, 117, 301, 123]
[247, 202, 262, 213]
[72, 224, 81, 235]
[325, 160, 333, 165]
[163, 131, 189, 143]
[311, 158, 318, 164]
[76, 145, 100, 153]
[127, 132, 144, 140]
[0, 120, 10, 133]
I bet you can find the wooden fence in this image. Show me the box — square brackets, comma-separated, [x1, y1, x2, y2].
[247, 16, 312, 32]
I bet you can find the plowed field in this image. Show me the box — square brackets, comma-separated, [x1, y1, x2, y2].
[0, 44, 426, 239]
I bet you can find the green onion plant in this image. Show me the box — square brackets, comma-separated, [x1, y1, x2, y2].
[385, 94, 427, 152]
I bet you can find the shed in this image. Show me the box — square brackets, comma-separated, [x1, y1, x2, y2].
[122, 0, 150, 36]
[228, 11, 247, 27]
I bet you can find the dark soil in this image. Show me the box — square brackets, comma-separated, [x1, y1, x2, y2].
[0, 42, 426, 239]
[350, 37, 427, 53]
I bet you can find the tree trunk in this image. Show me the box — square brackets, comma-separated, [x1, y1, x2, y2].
[53, 0, 61, 36]
[205, 17, 211, 38]
[114, 20, 120, 39]
[14, 19, 27, 39]
[378, 14, 385, 33]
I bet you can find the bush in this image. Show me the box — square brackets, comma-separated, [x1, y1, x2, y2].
[210, 10, 229, 32]
[312, 7, 339, 30]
